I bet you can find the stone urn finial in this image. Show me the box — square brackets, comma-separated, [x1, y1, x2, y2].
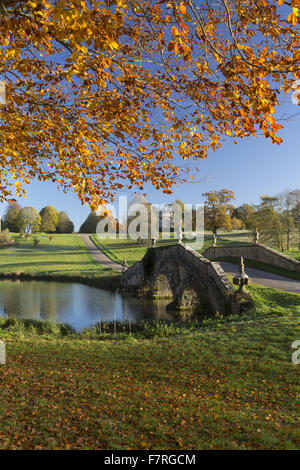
[177, 227, 183, 243]
[233, 257, 252, 302]
[240, 256, 245, 275]
[212, 233, 217, 247]
[122, 258, 129, 272]
[253, 228, 259, 244]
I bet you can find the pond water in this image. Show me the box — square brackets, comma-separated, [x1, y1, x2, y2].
[0, 280, 173, 331]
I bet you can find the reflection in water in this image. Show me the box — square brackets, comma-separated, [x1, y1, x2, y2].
[0, 280, 173, 331]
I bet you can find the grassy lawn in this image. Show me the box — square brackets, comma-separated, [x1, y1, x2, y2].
[200, 236, 251, 253]
[1, 231, 298, 275]
[0, 310, 299, 450]
[0, 234, 116, 280]
[91, 234, 178, 266]
[0, 232, 299, 450]
[246, 283, 300, 314]
[284, 250, 300, 262]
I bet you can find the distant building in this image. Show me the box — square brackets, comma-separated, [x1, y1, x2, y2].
[159, 205, 174, 231]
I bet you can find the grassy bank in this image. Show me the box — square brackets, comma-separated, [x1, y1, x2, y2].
[0, 276, 299, 450]
[0, 310, 299, 450]
[0, 282, 299, 340]
[247, 283, 300, 314]
[0, 234, 120, 288]
[0, 232, 298, 449]
[284, 250, 300, 262]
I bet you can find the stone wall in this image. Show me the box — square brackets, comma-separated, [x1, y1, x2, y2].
[121, 260, 144, 288]
[202, 244, 300, 273]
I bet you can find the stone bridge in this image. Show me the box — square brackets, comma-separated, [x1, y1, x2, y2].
[121, 243, 241, 316]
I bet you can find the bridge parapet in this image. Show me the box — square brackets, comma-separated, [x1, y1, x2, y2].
[203, 244, 300, 273]
[183, 244, 234, 295]
[121, 260, 143, 288]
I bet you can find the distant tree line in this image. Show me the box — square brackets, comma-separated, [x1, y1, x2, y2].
[202, 188, 300, 251]
[79, 189, 300, 251]
[2, 203, 74, 234]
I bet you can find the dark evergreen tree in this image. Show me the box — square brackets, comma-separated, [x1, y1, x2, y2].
[79, 212, 102, 233]
[56, 211, 74, 233]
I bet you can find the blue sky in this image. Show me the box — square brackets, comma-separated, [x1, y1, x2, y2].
[1, 98, 299, 231]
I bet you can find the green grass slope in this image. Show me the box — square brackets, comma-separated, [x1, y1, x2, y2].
[0, 312, 299, 450]
[0, 234, 116, 279]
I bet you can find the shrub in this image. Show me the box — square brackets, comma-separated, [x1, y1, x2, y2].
[33, 238, 40, 248]
[0, 318, 75, 337]
[0, 231, 14, 247]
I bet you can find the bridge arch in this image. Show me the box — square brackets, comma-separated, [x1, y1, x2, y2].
[152, 273, 173, 299]
[179, 287, 200, 311]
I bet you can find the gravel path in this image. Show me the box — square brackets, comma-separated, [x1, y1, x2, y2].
[79, 234, 123, 272]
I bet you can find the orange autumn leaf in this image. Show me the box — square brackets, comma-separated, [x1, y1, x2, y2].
[179, 2, 187, 15]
